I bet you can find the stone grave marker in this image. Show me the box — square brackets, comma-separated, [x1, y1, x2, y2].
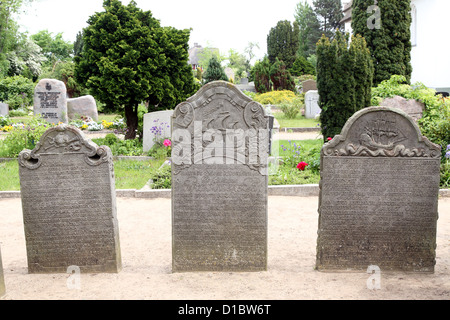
[171, 81, 269, 272]
[305, 90, 321, 119]
[316, 106, 441, 272]
[143, 110, 174, 152]
[380, 95, 425, 121]
[302, 79, 317, 93]
[0, 247, 5, 297]
[0, 102, 8, 116]
[67, 95, 98, 121]
[34, 79, 68, 124]
[18, 124, 121, 273]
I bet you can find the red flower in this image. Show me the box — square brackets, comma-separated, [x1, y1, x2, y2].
[327, 137, 332, 141]
[297, 161, 308, 171]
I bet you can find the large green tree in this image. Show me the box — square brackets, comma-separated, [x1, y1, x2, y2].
[317, 31, 373, 140]
[74, 0, 198, 139]
[313, 0, 344, 39]
[31, 30, 73, 64]
[267, 20, 300, 69]
[351, 0, 412, 85]
[203, 55, 228, 84]
[294, 0, 321, 57]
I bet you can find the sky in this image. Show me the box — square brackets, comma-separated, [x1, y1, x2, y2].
[17, 0, 315, 62]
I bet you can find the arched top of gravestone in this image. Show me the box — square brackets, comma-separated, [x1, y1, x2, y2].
[18, 124, 113, 170]
[172, 81, 267, 131]
[322, 106, 441, 158]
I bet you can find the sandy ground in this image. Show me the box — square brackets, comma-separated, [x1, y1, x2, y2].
[0, 195, 449, 300]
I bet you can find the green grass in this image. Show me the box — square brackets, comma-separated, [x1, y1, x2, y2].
[7, 113, 122, 125]
[274, 139, 323, 156]
[0, 158, 167, 191]
[272, 111, 320, 128]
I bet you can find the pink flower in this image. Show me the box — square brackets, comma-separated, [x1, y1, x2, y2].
[327, 137, 332, 141]
[297, 161, 308, 171]
[163, 139, 171, 147]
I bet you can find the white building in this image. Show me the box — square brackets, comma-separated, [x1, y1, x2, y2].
[341, 0, 450, 94]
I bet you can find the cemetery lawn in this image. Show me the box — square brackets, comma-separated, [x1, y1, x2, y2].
[272, 111, 320, 128]
[0, 158, 167, 191]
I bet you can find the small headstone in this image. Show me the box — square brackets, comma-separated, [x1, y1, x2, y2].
[0, 102, 8, 116]
[305, 90, 321, 119]
[171, 81, 269, 272]
[316, 106, 441, 272]
[143, 110, 174, 152]
[67, 95, 98, 121]
[380, 95, 424, 121]
[33, 79, 68, 124]
[0, 247, 5, 297]
[18, 124, 122, 273]
[302, 79, 317, 93]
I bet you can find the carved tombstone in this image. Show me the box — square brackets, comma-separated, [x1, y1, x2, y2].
[34, 79, 68, 124]
[380, 95, 425, 121]
[18, 125, 121, 273]
[316, 106, 441, 272]
[171, 81, 269, 272]
[0, 247, 5, 297]
[0, 102, 8, 116]
[305, 90, 321, 119]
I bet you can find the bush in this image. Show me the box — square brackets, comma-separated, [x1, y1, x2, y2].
[149, 163, 171, 189]
[0, 75, 35, 109]
[279, 96, 304, 119]
[253, 90, 296, 105]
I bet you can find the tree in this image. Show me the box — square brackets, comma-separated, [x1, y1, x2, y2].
[252, 56, 272, 93]
[203, 56, 228, 84]
[313, 0, 344, 39]
[31, 30, 73, 65]
[267, 20, 300, 69]
[74, 0, 198, 139]
[226, 49, 247, 82]
[294, 0, 321, 57]
[316, 31, 373, 141]
[290, 55, 316, 76]
[270, 58, 295, 91]
[6, 36, 46, 80]
[351, 0, 412, 85]
[73, 31, 84, 57]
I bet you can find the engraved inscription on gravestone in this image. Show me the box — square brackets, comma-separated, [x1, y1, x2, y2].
[0, 246, 5, 297]
[171, 81, 269, 272]
[316, 106, 441, 272]
[34, 79, 68, 124]
[18, 125, 121, 273]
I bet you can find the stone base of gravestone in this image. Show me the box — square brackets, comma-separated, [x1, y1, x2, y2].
[380, 95, 424, 121]
[305, 90, 320, 119]
[0, 102, 8, 116]
[143, 110, 174, 152]
[18, 124, 121, 273]
[0, 246, 5, 297]
[316, 106, 441, 273]
[33, 79, 68, 124]
[67, 95, 98, 121]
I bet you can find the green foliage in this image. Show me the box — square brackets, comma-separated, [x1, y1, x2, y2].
[0, 75, 34, 109]
[252, 56, 272, 93]
[202, 55, 228, 84]
[148, 163, 171, 189]
[6, 36, 46, 80]
[313, 0, 344, 38]
[39, 61, 87, 98]
[371, 75, 450, 153]
[267, 20, 300, 69]
[252, 90, 296, 105]
[0, 116, 50, 158]
[351, 0, 412, 85]
[317, 32, 373, 141]
[30, 30, 73, 67]
[270, 58, 295, 92]
[92, 136, 144, 156]
[290, 55, 316, 76]
[295, 0, 322, 57]
[74, 0, 198, 139]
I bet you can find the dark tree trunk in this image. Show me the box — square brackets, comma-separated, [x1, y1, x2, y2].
[124, 104, 138, 140]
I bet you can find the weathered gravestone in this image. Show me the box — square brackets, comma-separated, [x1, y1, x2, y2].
[34, 79, 68, 124]
[0, 247, 5, 297]
[18, 125, 121, 273]
[171, 81, 269, 272]
[302, 79, 317, 93]
[143, 110, 174, 153]
[316, 106, 441, 272]
[305, 90, 321, 119]
[67, 95, 98, 121]
[0, 102, 8, 116]
[380, 95, 425, 121]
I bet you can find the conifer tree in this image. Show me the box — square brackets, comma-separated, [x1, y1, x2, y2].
[270, 58, 295, 91]
[267, 20, 300, 69]
[202, 56, 228, 84]
[351, 0, 412, 85]
[313, 0, 344, 38]
[316, 31, 373, 140]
